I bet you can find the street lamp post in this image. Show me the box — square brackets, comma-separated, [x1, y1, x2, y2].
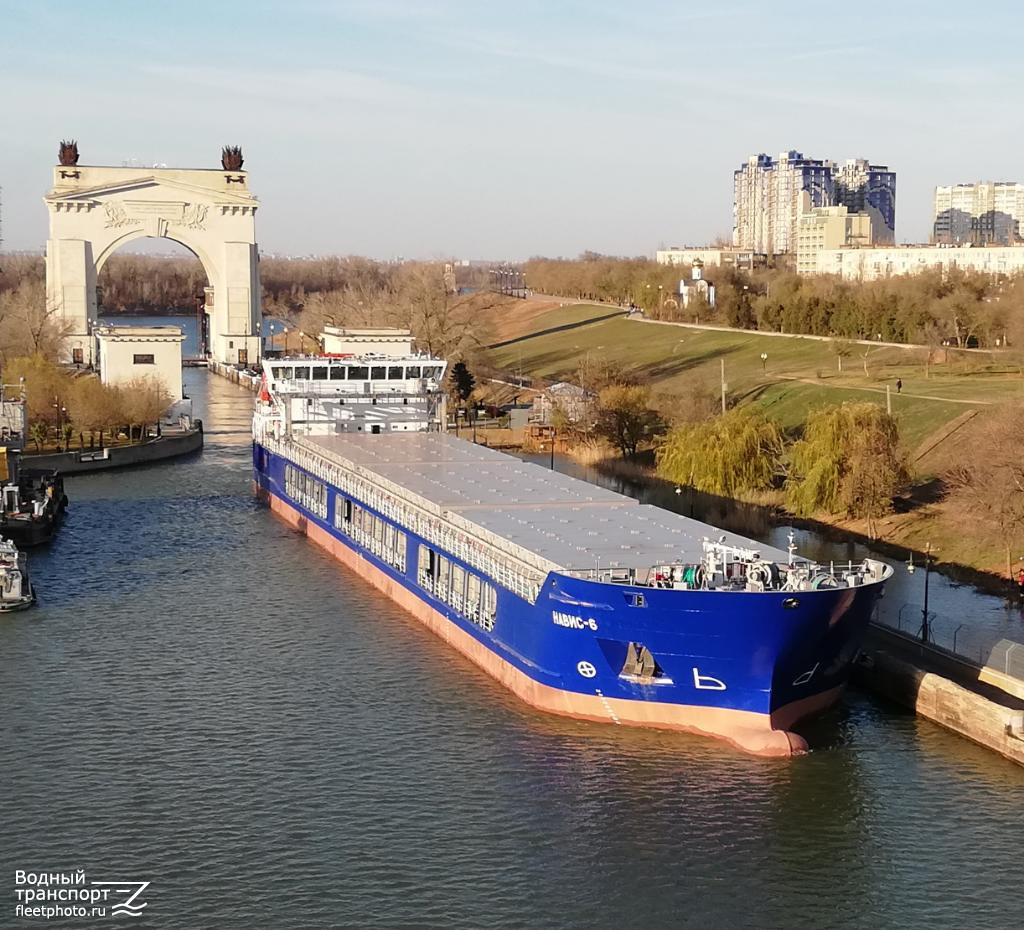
[907, 542, 934, 643]
[921, 542, 933, 643]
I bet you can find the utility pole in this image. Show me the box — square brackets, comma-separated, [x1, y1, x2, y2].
[720, 358, 727, 414]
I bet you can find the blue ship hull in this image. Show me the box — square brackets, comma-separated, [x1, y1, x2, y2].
[253, 441, 885, 755]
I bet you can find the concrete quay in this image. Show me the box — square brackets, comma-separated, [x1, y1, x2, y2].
[209, 360, 260, 391]
[23, 424, 203, 476]
[856, 623, 1024, 767]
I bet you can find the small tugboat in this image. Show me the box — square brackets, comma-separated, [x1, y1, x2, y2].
[0, 538, 35, 613]
[0, 458, 68, 548]
[1, 385, 68, 547]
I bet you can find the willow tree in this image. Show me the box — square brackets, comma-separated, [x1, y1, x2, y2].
[786, 402, 908, 535]
[656, 407, 784, 497]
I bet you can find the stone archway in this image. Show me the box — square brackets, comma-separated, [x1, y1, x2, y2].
[44, 147, 262, 366]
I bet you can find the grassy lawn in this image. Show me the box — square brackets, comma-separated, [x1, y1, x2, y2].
[483, 302, 1023, 452]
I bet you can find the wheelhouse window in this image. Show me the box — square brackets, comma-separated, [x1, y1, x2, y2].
[272, 366, 290, 380]
[312, 366, 328, 380]
[371, 366, 386, 380]
[388, 366, 404, 379]
[133, 354, 155, 365]
[293, 366, 310, 380]
[349, 366, 369, 380]
[330, 366, 347, 380]
[406, 365, 421, 378]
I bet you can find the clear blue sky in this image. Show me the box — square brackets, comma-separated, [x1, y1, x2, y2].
[3, 0, 1023, 259]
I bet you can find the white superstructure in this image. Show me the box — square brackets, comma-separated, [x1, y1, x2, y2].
[255, 341, 448, 439]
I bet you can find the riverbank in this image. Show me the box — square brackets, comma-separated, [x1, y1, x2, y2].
[481, 299, 1024, 448]
[480, 297, 1022, 585]
[576, 452, 1019, 597]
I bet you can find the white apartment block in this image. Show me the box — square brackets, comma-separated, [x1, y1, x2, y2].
[933, 182, 1024, 245]
[655, 248, 760, 268]
[814, 245, 1024, 281]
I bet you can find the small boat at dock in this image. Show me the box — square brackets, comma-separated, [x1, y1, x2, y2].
[0, 538, 35, 613]
[0, 458, 68, 548]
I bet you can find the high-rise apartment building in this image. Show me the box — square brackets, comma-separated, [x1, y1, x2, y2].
[834, 159, 896, 243]
[733, 151, 834, 254]
[733, 152, 895, 254]
[932, 182, 1024, 245]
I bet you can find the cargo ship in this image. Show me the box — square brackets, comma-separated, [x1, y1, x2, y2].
[252, 329, 891, 756]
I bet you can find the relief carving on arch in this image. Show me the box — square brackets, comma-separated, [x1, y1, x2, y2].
[172, 203, 208, 230]
[102, 200, 208, 231]
[103, 201, 141, 228]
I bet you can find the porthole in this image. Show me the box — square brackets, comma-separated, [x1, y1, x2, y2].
[783, 598, 800, 610]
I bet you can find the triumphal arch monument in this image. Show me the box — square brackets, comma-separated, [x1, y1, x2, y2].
[44, 141, 262, 367]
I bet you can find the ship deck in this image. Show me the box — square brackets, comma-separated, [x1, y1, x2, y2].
[298, 432, 792, 573]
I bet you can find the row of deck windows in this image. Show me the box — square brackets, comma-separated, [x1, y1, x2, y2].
[417, 544, 497, 632]
[285, 464, 327, 519]
[272, 365, 443, 382]
[334, 497, 407, 572]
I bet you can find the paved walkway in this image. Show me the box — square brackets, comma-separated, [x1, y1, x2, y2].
[780, 376, 994, 406]
[534, 293, 1000, 356]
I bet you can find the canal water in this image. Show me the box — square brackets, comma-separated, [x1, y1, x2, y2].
[2, 367, 1023, 928]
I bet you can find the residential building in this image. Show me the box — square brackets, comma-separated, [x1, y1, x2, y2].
[796, 196, 878, 275]
[733, 151, 895, 255]
[534, 382, 594, 427]
[834, 159, 896, 243]
[733, 151, 835, 254]
[932, 182, 1024, 245]
[655, 247, 762, 269]
[814, 245, 1024, 281]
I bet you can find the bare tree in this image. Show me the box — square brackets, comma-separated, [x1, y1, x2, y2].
[593, 384, 666, 458]
[946, 406, 1024, 581]
[121, 376, 172, 441]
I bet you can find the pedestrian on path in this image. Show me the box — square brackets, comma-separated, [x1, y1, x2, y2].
[896, 378, 902, 394]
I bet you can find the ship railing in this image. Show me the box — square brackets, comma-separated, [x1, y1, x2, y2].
[275, 435, 546, 603]
[567, 567, 637, 584]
